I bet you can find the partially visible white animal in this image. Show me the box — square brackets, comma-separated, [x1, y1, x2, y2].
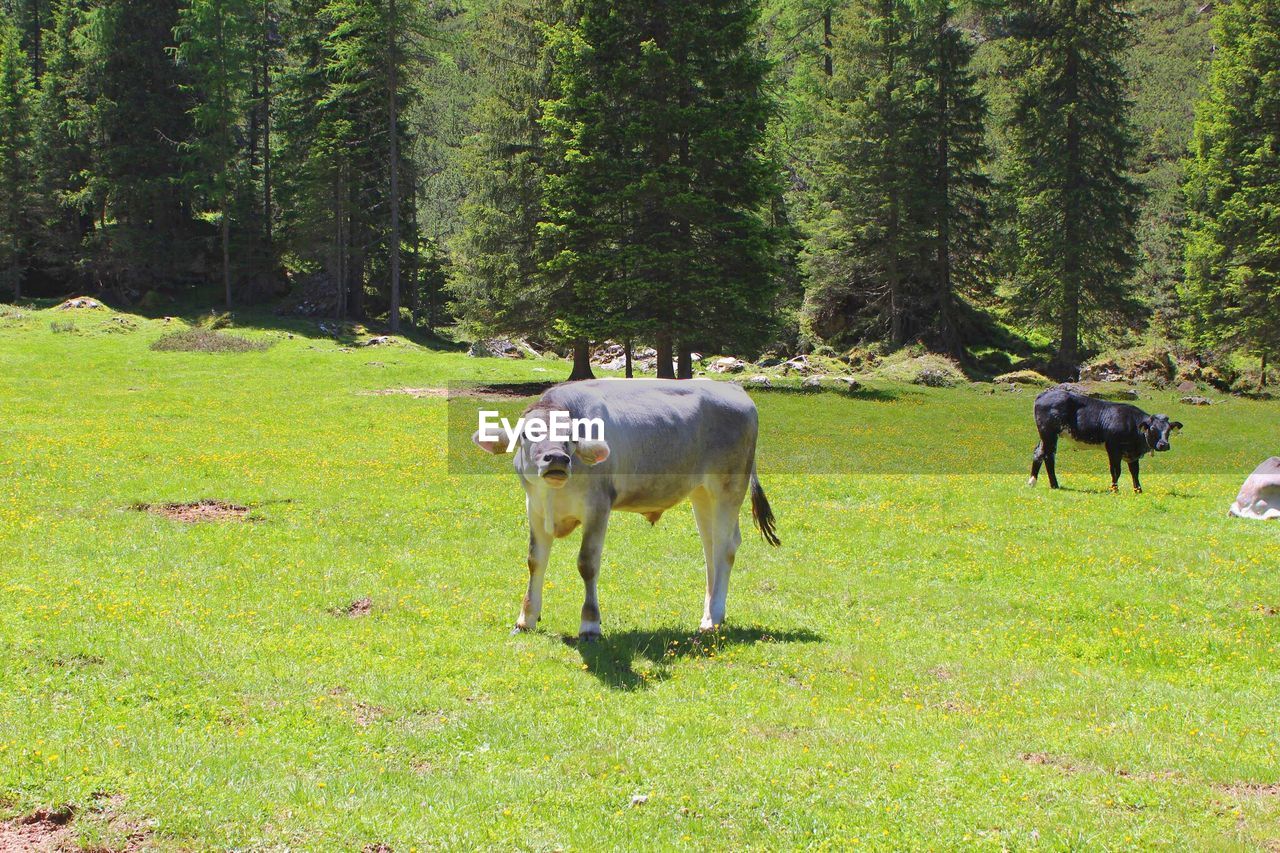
[1229, 457, 1280, 520]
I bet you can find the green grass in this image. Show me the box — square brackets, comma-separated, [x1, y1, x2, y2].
[1, 303, 1278, 850]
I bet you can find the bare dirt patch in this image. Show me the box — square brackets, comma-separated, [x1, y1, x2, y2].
[927, 664, 956, 681]
[351, 702, 387, 727]
[333, 596, 372, 618]
[133, 500, 250, 523]
[1216, 782, 1280, 798]
[0, 807, 74, 852]
[1020, 752, 1089, 774]
[1020, 752, 1181, 783]
[360, 387, 449, 398]
[360, 382, 553, 400]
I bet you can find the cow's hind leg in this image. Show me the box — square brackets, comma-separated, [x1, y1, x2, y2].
[1035, 431, 1060, 489]
[575, 509, 610, 642]
[515, 516, 554, 632]
[1029, 441, 1045, 486]
[691, 488, 718, 631]
[694, 486, 744, 632]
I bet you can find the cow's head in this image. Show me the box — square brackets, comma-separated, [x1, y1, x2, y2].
[471, 407, 610, 489]
[1139, 415, 1183, 452]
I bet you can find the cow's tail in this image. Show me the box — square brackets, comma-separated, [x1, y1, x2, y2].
[750, 470, 781, 547]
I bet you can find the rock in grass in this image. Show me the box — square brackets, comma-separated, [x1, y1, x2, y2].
[55, 296, 104, 310]
[802, 376, 823, 390]
[1229, 458, 1280, 520]
[994, 369, 1054, 388]
[746, 374, 772, 388]
[1180, 395, 1213, 406]
[914, 368, 956, 388]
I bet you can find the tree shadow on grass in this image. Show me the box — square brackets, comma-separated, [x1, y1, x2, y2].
[557, 624, 822, 691]
[746, 385, 909, 403]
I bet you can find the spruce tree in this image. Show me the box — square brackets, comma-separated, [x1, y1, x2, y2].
[0, 15, 34, 299]
[176, 0, 257, 306]
[540, 0, 780, 374]
[1182, 0, 1280, 386]
[802, 0, 988, 352]
[32, 0, 92, 286]
[1001, 0, 1141, 375]
[917, 0, 990, 356]
[80, 0, 193, 287]
[449, 0, 561, 345]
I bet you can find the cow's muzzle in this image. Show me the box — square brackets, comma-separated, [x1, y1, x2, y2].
[540, 468, 569, 487]
[1155, 441, 1170, 452]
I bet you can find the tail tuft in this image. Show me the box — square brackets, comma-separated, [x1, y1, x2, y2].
[750, 471, 781, 547]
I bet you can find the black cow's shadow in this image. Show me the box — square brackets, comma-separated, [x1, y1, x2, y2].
[556, 624, 822, 691]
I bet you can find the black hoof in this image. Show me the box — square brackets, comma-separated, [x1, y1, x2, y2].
[578, 630, 602, 644]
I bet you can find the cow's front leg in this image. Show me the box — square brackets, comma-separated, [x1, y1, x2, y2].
[690, 489, 718, 631]
[1106, 444, 1123, 493]
[576, 510, 611, 642]
[1128, 458, 1142, 494]
[706, 501, 743, 630]
[515, 516, 554, 633]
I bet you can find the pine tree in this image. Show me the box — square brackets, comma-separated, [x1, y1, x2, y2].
[1001, 0, 1141, 375]
[540, 0, 781, 376]
[0, 15, 35, 299]
[32, 0, 93, 286]
[80, 0, 194, 287]
[177, 0, 258, 306]
[1182, 0, 1280, 387]
[804, 0, 919, 346]
[272, 0, 420, 322]
[449, 0, 563, 344]
[917, 0, 990, 356]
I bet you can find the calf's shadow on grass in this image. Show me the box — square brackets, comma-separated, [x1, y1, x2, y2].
[557, 625, 822, 691]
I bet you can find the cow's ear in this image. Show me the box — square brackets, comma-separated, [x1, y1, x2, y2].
[1170, 421, 1184, 432]
[1138, 418, 1152, 432]
[472, 429, 510, 455]
[574, 439, 610, 465]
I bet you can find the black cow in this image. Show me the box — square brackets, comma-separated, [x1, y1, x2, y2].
[1029, 388, 1183, 493]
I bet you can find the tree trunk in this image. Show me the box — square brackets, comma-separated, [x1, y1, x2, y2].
[1057, 10, 1082, 376]
[568, 339, 595, 381]
[655, 332, 675, 378]
[676, 345, 693, 379]
[333, 169, 346, 320]
[261, 0, 273, 247]
[1262, 350, 1268, 389]
[30, 0, 43, 81]
[880, 0, 905, 348]
[222, 197, 232, 308]
[823, 9, 833, 76]
[934, 7, 960, 359]
[386, 0, 401, 333]
[624, 337, 633, 378]
[349, 234, 365, 321]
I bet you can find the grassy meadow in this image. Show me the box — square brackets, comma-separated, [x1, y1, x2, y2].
[1, 302, 1278, 850]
